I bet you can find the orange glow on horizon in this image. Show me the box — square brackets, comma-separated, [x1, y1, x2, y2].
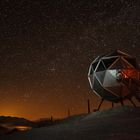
[0, 89, 140, 121]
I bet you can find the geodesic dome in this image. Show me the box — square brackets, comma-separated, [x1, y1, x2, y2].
[88, 50, 140, 103]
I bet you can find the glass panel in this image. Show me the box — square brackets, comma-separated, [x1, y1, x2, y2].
[92, 61, 99, 70]
[102, 57, 118, 69]
[96, 61, 106, 72]
[93, 76, 117, 101]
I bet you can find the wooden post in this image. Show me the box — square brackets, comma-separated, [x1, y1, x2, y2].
[120, 100, 124, 106]
[112, 102, 114, 108]
[87, 99, 91, 114]
[50, 116, 53, 122]
[129, 78, 132, 88]
[68, 109, 70, 117]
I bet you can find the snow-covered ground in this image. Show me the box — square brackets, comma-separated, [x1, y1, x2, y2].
[0, 106, 140, 140]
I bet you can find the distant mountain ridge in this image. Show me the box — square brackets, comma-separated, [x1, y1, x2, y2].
[0, 116, 34, 127]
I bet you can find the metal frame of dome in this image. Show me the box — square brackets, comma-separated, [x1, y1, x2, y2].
[88, 50, 140, 110]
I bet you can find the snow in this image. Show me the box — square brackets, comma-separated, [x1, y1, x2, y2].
[0, 106, 140, 140]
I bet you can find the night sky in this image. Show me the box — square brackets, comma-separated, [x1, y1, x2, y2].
[0, 0, 140, 120]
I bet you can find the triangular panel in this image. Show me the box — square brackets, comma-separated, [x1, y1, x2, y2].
[102, 57, 118, 69]
[103, 70, 120, 87]
[96, 61, 106, 72]
[92, 61, 99, 70]
[96, 71, 106, 85]
[109, 58, 133, 70]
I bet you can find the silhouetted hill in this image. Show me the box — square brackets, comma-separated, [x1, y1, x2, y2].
[0, 116, 35, 127]
[0, 126, 9, 135]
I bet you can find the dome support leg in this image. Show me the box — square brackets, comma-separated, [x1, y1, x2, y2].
[112, 102, 114, 108]
[97, 98, 104, 111]
[129, 99, 136, 107]
[120, 100, 124, 106]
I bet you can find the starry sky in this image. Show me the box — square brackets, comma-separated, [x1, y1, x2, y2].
[0, 0, 140, 120]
